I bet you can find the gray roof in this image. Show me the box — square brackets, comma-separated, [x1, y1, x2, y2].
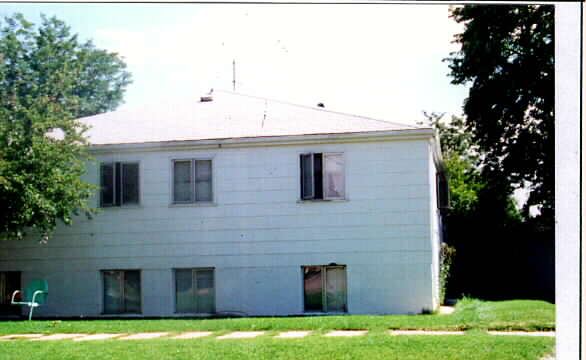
[80, 90, 422, 146]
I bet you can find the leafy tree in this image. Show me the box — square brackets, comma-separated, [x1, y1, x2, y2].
[421, 112, 485, 219]
[422, 112, 526, 300]
[445, 5, 554, 224]
[0, 14, 131, 242]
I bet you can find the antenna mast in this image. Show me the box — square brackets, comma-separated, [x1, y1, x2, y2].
[232, 59, 236, 91]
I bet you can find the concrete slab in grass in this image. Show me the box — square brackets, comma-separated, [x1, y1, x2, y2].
[118, 332, 169, 340]
[390, 330, 465, 335]
[0, 334, 44, 341]
[324, 330, 368, 337]
[173, 332, 214, 339]
[32, 334, 86, 341]
[275, 331, 312, 338]
[488, 331, 556, 337]
[439, 306, 455, 315]
[74, 334, 125, 341]
[217, 331, 265, 339]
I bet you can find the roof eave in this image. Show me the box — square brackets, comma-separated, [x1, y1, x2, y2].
[87, 128, 435, 154]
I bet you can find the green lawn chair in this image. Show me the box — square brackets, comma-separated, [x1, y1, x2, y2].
[11, 279, 48, 320]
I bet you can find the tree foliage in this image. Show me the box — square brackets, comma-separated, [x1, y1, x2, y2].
[0, 14, 131, 241]
[446, 5, 554, 223]
[421, 112, 485, 219]
[423, 112, 554, 301]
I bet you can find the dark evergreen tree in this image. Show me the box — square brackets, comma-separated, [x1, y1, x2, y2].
[446, 5, 554, 226]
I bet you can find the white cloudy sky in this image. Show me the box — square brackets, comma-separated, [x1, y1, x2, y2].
[1, 3, 469, 125]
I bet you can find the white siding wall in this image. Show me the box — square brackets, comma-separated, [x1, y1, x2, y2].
[0, 138, 437, 317]
[428, 142, 442, 310]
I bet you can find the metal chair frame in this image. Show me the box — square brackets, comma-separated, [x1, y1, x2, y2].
[11, 280, 48, 320]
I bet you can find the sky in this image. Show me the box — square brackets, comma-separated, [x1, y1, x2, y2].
[0, 3, 469, 126]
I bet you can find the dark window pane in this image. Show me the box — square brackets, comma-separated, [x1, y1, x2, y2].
[175, 269, 195, 313]
[195, 160, 212, 202]
[301, 154, 314, 199]
[196, 270, 214, 290]
[123, 271, 141, 313]
[122, 163, 139, 205]
[0, 272, 21, 315]
[437, 173, 450, 209]
[196, 270, 215, 313]
[174, 161, 192, 203]
[314, 154, 323, 199]
[103, 271, 122, 314]
[100, 163, 114, 207]
[303, 266, 323, 312]
[114, 163, 122, 206]
[176, 269, 214, 314]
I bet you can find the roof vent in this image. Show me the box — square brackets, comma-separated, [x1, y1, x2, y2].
[317, 102, 325, 108]
[200, 88, 214, 102]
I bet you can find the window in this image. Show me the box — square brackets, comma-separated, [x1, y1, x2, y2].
[300, 153, 345, 200]
[303, 265, 347, 312]
[100, 162, 139, 207]
[172, 159, 213, 204]
[436, 172, 450, 210]
[0, 272, 20, 315]
[102, 270, 141, 314]
[175, 268, 215, 313]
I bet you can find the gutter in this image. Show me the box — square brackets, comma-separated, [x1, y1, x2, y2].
[87, 128, 436, 154]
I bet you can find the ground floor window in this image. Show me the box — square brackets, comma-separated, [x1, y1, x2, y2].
[0, 271, 21, 315]
[102, 270, 141, 314]
[303, 265, 347, 312]
[175, 268, 215, 314]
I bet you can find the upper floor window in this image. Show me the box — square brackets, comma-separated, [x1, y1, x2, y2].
[436, 172, 450, 210]
[173, 159, 213, 204]
[100, 162, 140, 207]
[300, 153, 345, 200]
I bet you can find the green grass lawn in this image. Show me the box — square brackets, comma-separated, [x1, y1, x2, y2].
[0, 332, 554, 360]
[0, 299, 555, 360]
[0, 298, 555, 335]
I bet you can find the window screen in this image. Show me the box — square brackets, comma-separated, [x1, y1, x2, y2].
[175, 269, 195, 313]
[195, 160, 213, 202]
[175, 268, 215, 314]
[172, 159, 213, 204]
[323, 153, 345, 199]
[325, 267, 347, 312]
[103, 270, 141, 314]
[303, 265, 347, 312]
[173, 161, 192, 203]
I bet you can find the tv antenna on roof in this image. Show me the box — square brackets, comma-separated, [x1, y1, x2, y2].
[232, 59, 236, 92]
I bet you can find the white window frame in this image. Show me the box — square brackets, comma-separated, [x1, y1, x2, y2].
[171, 158, 214, 205]
[99, 161, 141, 208]
[300, 152, 346, 201]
